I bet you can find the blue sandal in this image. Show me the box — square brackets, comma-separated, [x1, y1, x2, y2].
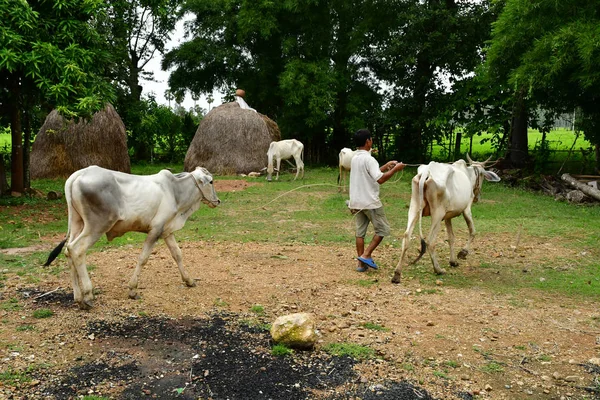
[357, 257, 378, 270]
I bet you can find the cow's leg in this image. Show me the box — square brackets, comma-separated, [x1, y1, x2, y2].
[128, 231, 160, 299]
[446, 219, 459, 267]
[164, 234, 196, 287]
[65, 220, 84, 306]
[392, 207, 420, 284]
[66, 229, 104, 309]
[458, 208, 476, 260]
[427, 212, 446, 275]
[276, 157, 282, 180]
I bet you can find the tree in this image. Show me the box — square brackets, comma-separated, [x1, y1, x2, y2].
[163, 0, 390, 163]
[100, 0, 179, 161]
[0, 0, 114, 194]
[366, 0, 496, 162]
[484, 0, 600, 171]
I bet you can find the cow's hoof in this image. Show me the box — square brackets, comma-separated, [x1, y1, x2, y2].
[78, 300, 93, 310]
[449, 261, 459, 267]
[128, 290, 140, 300]
[185, 279, 197, 287]
[391, 275, 402, 284]
[458, 249, 468, 260]
[434, 268, 447, 275]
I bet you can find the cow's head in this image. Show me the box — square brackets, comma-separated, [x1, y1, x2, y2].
[467, 155, 501, 202]
[191, 167, 221, 208]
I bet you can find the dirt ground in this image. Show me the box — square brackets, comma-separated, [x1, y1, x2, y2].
[1, 181, 599, 400]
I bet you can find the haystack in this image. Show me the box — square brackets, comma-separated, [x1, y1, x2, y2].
[184, 101, 281, 175]
[30, 104, 130, 179]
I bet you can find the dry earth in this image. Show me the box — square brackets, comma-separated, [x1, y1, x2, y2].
[1, 181, 599, 400]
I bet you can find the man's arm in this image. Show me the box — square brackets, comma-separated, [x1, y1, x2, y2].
[377, 162, 405, 184]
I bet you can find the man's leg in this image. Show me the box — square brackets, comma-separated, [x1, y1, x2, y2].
[360, 234, 383, 259]
[356, 236, 365, 269]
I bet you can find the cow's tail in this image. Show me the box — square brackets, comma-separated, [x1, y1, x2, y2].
[410, 168, 429, 265]
[44, 239, 66, 266]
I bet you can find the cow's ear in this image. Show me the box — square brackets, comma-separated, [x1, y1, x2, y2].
[483, 170, 501, 182]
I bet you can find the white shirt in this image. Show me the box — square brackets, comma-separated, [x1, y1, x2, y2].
[348, 150, 384, 209]
[235, 96, 257, 112]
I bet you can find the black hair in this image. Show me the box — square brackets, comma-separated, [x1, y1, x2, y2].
[353, 129, 371, 147]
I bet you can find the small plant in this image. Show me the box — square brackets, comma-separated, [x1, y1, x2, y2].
[32, 309, 53, 319]
[361, 322, 390, 332]
[322, 343, 375, 360]
[538, 354, 552, 362]
[514, 345, 526, 351]
[402, 363, 415, 371]
[433, 370, 452, 379]
[272, 343, 293, 357]
[214, 298, 228, 307]
[82, 396, 111, 400]
[16, 325, 35, 332]
[250, 304, 265, 315]
[444, 360, 459, 368]
[239, 318, 271, 331]
[481, 361, 504, 373]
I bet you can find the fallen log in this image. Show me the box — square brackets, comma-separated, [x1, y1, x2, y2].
[561, 173, 600, 202]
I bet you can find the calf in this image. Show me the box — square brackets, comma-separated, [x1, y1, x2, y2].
[392, 156, 500, 284]
[44, 166, 220, 309]
[266, 139, 304, 181]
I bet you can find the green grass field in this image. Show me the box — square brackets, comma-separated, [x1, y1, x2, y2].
[1, 165, 599, 300]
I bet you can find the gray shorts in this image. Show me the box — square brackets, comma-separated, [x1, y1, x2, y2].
[355, 207, 391, 238]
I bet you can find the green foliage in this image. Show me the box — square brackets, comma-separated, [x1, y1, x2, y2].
[32, 309, 53, 319]
[322, 342, 375, 360]
[271, 343, 294, 357]
[16, 325, 36, 332]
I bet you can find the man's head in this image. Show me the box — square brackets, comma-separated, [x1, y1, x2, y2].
[354, 129, 372, 148]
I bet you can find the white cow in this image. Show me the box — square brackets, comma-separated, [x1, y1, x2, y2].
[44, 166, 220, 309]
[337, 148, 374, 191]
[266, 139, 304, 181]
[391, 156, 500, 284]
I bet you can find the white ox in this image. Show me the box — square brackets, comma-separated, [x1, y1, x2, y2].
[44, 166, 220, 309]
[337, 148, 355, 191]
[266, 139, 304, 181]
[391, 156, 500, 284]
[337, 148, 375, 191]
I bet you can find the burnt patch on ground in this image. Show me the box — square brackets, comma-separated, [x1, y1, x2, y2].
[24, 312, 439, 399]
[17, 287, 75, 308]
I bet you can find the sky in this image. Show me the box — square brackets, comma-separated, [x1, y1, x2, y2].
[142, 19, 223, 113]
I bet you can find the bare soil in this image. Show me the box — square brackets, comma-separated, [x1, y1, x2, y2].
[1, 181, 599, 400]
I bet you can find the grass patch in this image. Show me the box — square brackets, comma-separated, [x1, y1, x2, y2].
[444, 360, 460, 368]
[361, 322, 390, 332]
[250, 304, 265, 315]
[433, 370, 452, 379]
[1, 298, 21, 312]
[271, 343, 294, 357]
[481, 361, 504, 374]
[16, 325, 36, 332]
[239, 318, 271, 331]
[32, 309, 53, 319]
[322, 342, 375, 360]
[0, 368, 32, 386]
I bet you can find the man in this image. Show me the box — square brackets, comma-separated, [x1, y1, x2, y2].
[348, 129, 405, 272]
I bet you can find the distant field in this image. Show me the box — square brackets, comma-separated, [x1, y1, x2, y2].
[431, 128, 595, 173]
[0, 133, 9, 153]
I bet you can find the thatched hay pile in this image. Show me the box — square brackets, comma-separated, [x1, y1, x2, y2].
[30, 104, 130, 179]
[184, 102, 281, 175]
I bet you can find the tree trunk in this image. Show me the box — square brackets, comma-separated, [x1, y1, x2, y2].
[508, 93, 528, 167]
[453, 126, 461, 160]
[0, 154, 9, 195]
[23, 110, 31, 190]
[9, 78, 24, 194]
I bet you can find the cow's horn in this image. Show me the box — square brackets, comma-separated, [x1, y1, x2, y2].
[466, 153, 473, 164]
